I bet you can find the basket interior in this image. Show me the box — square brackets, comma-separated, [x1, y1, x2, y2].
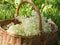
[0, 19, 21, 29]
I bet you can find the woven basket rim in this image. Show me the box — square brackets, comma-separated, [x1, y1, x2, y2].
[0, 21, 58, 38]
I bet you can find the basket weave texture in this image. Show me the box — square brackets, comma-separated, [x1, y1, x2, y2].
[0, 1, 57, 45]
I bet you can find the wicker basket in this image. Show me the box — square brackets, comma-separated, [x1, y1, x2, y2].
[0, 1, 57, 45]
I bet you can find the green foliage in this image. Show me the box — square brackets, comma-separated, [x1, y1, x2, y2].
[19, 3, 33, 16]
[32, 0, 45, 9]
[3, 0, 14, 4]
[0, 1, 15, 20]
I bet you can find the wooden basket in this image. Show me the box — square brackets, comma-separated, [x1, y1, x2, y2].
[0, 1, 58, 45]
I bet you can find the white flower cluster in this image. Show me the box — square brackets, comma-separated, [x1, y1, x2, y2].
[7, 10, 52, 36]
[7, 11, 40, 36]
[42, 17, 52, 32]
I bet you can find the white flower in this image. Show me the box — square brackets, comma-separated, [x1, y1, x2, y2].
[7, 11, 52, 36]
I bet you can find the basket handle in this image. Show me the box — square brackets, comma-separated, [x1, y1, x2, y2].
[14, 0, 42, 31]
